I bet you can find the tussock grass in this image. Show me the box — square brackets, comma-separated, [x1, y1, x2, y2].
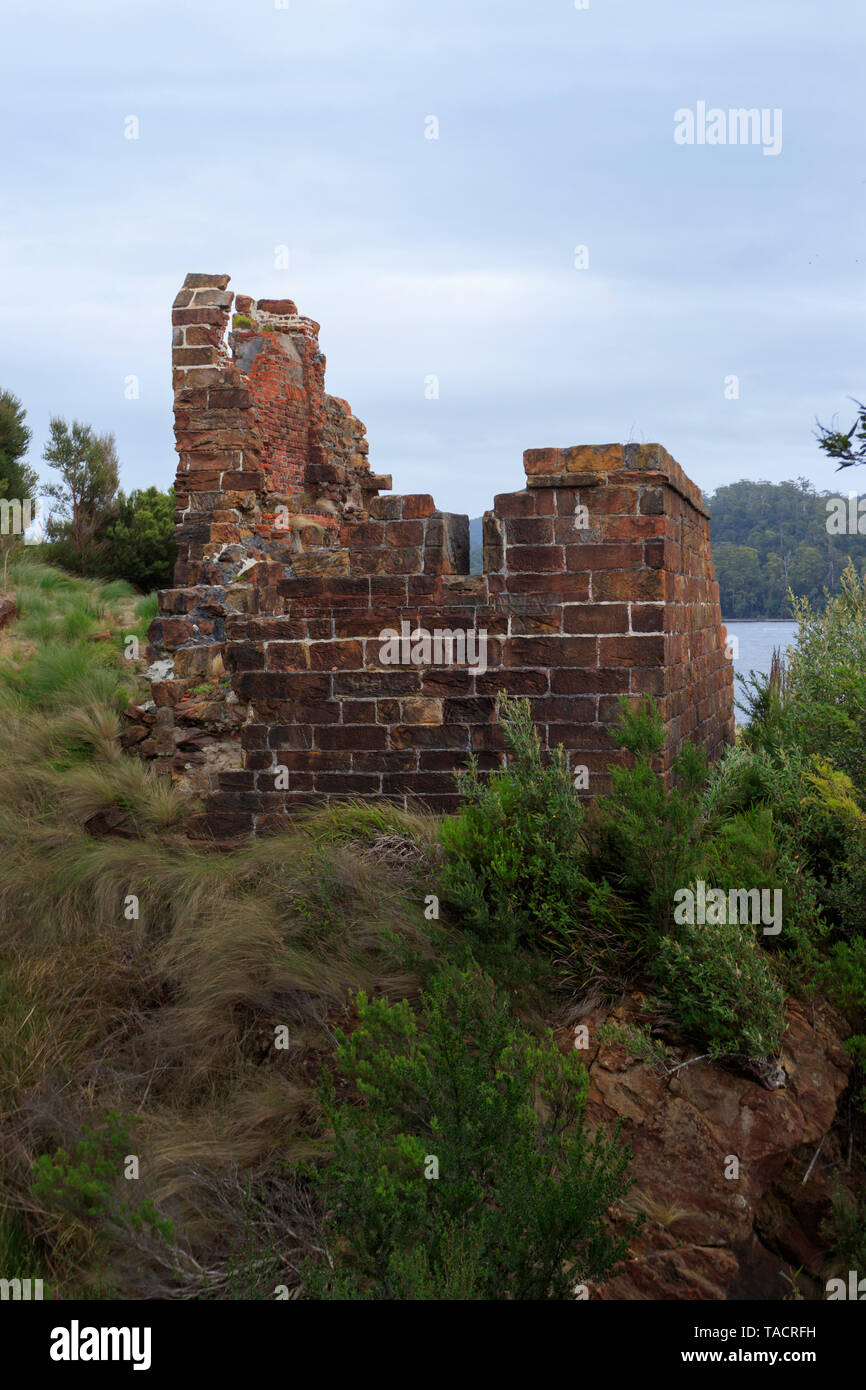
[621, 1189, 697, 1230]
[134, 591, 159, 623]
[0, 560, 442, 1298]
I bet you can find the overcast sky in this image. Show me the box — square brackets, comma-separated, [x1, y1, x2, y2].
[2, 0, 863, 517]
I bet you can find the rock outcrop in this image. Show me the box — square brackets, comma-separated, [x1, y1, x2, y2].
[568, 998, 853, 1300]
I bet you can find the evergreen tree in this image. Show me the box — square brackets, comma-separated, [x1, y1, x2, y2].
[42, 418, 119, 564]
[0, 389, 38, 501]
[93, 487, 177, 591]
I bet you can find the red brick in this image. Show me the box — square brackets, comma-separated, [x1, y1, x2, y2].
[562, 604, 628, 634]
[390, 725, 471, 750]
[266, 642, 310, 670]
[599, 636, 666, 667]
[402, 494, 436, 519]
[384, 520, 424, 546]
[493, 491, 537, 518]
[507, 573, 590, 599]
[236, 672, 330, 700]
[551, 667, 630, 696]
[160, 273, 734, 829]
[506, 545, 564, 573]
[341, 521, 384, 548]
[315, 725, 388, 751]
[505, 636, 597, 668]
[308, 640, 363, 671]
[601, 516, 670, 542]
[342, 700, 376, 724]
[504, 517, 554, 545]
[630, 604, 665, 632]
[592, 570, 667, 602]
[564, 543, 641, 571]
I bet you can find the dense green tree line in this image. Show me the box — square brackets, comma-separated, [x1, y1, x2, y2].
[706, 478, 866, 618]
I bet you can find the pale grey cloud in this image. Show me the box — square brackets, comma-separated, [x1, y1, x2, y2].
[1, 0, 863, 518]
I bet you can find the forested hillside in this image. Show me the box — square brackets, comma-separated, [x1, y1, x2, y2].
[470, 478, 866, 618]
[707, 479, 866, 618]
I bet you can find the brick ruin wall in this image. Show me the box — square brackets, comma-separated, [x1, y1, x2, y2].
[142, 272, 735, 840]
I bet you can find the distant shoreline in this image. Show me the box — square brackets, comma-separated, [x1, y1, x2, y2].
[722, 618, 798, 625]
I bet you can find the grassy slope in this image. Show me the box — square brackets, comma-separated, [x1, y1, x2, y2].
[0, 557, 449, 1298]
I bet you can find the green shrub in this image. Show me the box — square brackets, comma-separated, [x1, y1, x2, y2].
[702, 743, 836, 970]
[742, 564, 866, 796]
[700, 804, 806, 954]
[91, 487, 177, 591]
[440, 693, 588, 955]
[822, 1187, 866, 1272]
[586, 698, 708, 947]
[32, 1111, 173, 1242]
[653, 919, 785, 1058]
[301, 967, 636, 1300]
[41, 487, 176, 591]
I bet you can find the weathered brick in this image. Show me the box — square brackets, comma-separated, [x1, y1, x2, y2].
[402, 494, 436, 519]
[402, 697, 445, 724]
[599, 635, 666, 667]
[505, 636, 597, 668]
[506, 545, 564, 573]
[504, 517, 554, 545]
[384, 520, 424, 547]
[562, 603, 628, 634]
[308, 640, 363, 671]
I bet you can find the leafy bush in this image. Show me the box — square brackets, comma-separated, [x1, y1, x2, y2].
[301, 967, 636, 1300]
[653, 920, 785, 1059]
[440, 693, 589, 955]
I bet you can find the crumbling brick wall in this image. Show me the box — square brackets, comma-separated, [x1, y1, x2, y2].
[146, 274, 734, 839]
